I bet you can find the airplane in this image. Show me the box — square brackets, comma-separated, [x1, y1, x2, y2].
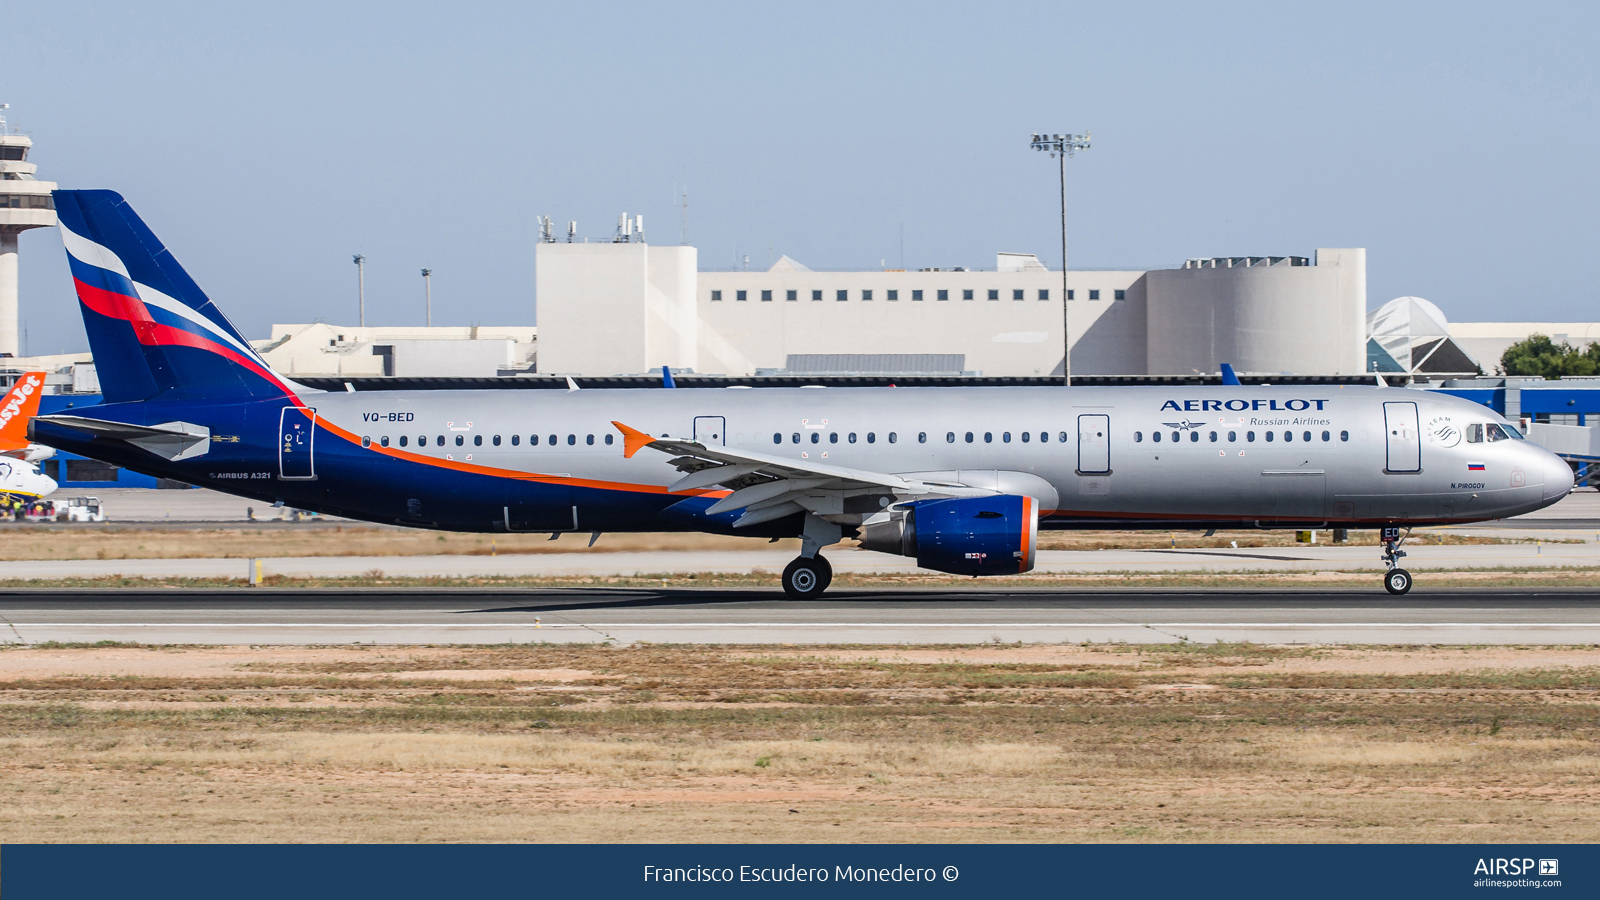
[30, 190, 1575, 597]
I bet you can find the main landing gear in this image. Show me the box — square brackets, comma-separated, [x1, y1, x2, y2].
[782, 554, 832, 600]
[1380, 526, 1413, 595]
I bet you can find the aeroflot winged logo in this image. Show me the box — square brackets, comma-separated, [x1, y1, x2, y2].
[1160, 399, 1330, 412]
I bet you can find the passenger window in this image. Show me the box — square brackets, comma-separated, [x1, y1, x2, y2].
[361, 436, 371, 448]
[1152, 432, 1161, 443]
[865, 432, 874, 443]
[1058, 432, 1067, 443]
[586, 434, 595, 445]
[888, 432, 897, 443]
[984, 432, 993, 443]
[400, 435, 408, 447]
[1002, 432, 1011, 443]
[1171, 431, 1180, 442]
[792, 433, 800, 443]
[829, 432, 839, 444]
[947, 432, 956, 443]
[1340, 430, 1349, 442]
[380, 436, 390, 447]
[492, 435, 500, 446]
[1303, 431, 1312, 442]
[605, 434, 614, 445]
[1465, 424, 1483, 443]
[1135, 431, 1143, 443]
[1189, 432, 1199, 443]
[811, 432, 820, 444]
[1021, 431, 1030, 443]
[549, 435, 557, 446]
[474, 434, 483, 446]
[456, 435, 464, 446]
[434, 435, 443, 446]
[1247, 431, 1256, 442]
[966, 432, 975, 443]
[1266, 431, 1275, 442]
[774, 433, 782, 444]
[1228, 431, 1236, 442]
[1208, 431, 1217, 442]
[1282, 431, 1291, 443]
[511, 435, 520, 446]
[1041, 432, 1049, 443]
[1321, 431, 1330, 442]
[567, 434, 575, 445]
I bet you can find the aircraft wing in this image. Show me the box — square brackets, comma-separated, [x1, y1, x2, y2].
[612, 420, 960, 527]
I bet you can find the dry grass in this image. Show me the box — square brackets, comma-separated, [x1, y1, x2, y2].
[0, 526, 796, 560]
[1, 643, 1598, 843]
[0, 524, 1547, 562]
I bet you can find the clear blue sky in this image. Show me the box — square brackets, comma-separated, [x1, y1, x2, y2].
[7, 0, 1597, 355]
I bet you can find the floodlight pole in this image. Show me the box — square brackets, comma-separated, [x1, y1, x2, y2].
[352, 254, 366, 327]
[421, 268, 433, 327]
[1030, 131, 1091, 386]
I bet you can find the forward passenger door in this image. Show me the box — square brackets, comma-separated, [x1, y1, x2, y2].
[1383, 402, 1421, 473]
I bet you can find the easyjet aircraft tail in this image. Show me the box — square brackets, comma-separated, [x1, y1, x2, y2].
[0, 372, 47, 453]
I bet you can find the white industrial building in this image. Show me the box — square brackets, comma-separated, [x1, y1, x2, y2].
[252, 323, 536, 378]
[534, 237, 1368, 377]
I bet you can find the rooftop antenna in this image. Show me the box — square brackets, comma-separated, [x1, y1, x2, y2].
[538, 215, 555, 243]
[567, 221, 576, 243]
[0, 104, 10, 135]
[673, 178, 689, 245]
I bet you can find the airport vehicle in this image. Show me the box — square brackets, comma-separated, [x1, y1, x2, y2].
[0, 371, 56, 463]
[31, 190, 1575, 597]
[61, 496, 106, 523]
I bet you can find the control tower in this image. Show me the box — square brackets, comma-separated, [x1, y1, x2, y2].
[0, 105, 58, 358]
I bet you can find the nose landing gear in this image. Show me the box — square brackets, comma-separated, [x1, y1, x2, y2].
[1380, 526, 1412, 595]
[781, 554, 833, 600]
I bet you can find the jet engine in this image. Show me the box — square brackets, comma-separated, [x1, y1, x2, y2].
[859, 494, 1038, 576]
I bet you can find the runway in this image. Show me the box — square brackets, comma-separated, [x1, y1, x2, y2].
[3, 588, 1599, 645]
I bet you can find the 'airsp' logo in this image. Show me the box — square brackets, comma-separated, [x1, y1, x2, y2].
[1160, 399, 1329, 412]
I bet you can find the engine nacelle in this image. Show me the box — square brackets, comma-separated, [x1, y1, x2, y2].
[860, 494, 1038, 576]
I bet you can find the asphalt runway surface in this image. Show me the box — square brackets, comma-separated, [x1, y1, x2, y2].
[3, 587, 1599, 645]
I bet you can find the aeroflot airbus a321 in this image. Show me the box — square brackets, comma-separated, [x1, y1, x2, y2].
[31, 190, 1575, 597]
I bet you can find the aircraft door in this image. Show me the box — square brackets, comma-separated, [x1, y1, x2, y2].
[278, 406, 317, 480]
[1383, 402, 1421, 473]
[693, 416, 726, 446]
[1077, 414, 1110, 474]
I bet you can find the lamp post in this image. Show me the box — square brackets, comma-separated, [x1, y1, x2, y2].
[420, 268, 432, 327]
[352, 254, 366, 327]
[1030, 131, 1091, 386]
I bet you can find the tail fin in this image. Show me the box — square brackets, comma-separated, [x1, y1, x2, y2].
[52, 190, 299, 404]
[0, 372, 45, 451]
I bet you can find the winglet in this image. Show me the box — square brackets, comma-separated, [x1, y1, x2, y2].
[1219, 363, 1241, 386]
[612, 420, 658, 458]
[1374, 373, 1388, 388]
[566, 376, 580, 392]
[662, 365, 676, 389]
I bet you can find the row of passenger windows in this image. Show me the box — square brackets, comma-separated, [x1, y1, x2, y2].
[775, 431, 1070, 445]
[712, 288, 1126, 302]
[1135, 430, 1349, 444]
[359, 433, 616, 449]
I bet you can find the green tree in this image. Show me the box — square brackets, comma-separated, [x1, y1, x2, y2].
[1499, 334, 1600, 377]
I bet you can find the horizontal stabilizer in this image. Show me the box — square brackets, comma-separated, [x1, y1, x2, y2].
[32, 414, 211, 461]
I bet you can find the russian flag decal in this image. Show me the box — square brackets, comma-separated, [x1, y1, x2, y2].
[1467, 462, 1486, 471]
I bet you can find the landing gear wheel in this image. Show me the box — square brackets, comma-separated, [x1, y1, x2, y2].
[782, 556, 830, 600]
[1383, 568, 1413, 595]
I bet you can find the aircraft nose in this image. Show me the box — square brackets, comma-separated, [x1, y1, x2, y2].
[1544, 452, 1575, 502]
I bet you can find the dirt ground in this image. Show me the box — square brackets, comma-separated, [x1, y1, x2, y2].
[1, 642, 1597, 843]
[0, 525, 1534, 562]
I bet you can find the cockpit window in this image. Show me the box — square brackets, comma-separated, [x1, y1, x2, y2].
[1503, 423, 1525, 440]
[1465, 424, 1483, 443]
[1485, 423, 1524, 442]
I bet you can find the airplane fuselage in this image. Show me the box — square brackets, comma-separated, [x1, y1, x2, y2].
[42, 384, 1572, 534]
